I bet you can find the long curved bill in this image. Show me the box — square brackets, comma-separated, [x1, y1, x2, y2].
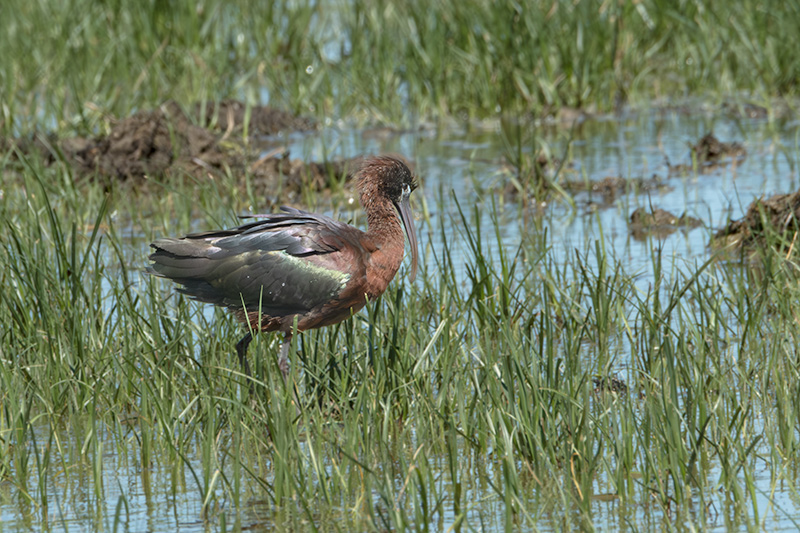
[396, 196, 419, 282]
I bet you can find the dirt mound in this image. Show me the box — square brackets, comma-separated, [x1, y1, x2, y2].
[248, 153, 358, 198]
[713, 190, 800, 252]
[665, 133, 747, 175]
[5, 101, 355, 200]
[721, 101, 768, 119]
[691, 133, 746, 164]
[194, 99, 317, 135]
[569, 175, 668, 204]
[501, 150, 669, 205]
[629, 207, 702, 239]
[58, 104, 221, 179]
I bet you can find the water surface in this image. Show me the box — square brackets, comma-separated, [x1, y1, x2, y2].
[3, 108, 799, 531]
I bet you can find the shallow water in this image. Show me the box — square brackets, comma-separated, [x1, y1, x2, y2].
[3, 108, 800, 531]
[288, 108, 799, 287]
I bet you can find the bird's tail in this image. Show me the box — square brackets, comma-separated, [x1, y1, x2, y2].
[147, 238, 230, 305]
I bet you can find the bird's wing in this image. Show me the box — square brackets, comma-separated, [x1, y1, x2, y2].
[149, 208, 368, 315]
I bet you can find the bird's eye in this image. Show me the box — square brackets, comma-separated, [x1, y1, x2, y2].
[402, 184, 411, 196]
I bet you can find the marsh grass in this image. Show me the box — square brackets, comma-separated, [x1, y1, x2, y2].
[3, 0, 800, 529]
[2, 0, 798, 133]
[2, 152, 800, 530]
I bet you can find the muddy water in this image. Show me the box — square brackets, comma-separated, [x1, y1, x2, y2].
[3, 108, 800, 531]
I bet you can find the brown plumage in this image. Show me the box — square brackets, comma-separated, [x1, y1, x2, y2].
[148, 155, 419, 378]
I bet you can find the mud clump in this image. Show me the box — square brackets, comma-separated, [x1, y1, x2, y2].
[502, 150, 669, 205]
[713, 190, 800, 252]
[58, 104, 221, 180]
[665, 133, 747, 176]
[690, 133, 746, 165]
[195, 99, 316, 135]
[248, 154, 356, 197]
[593, 376, 628, 395]
[629, 207, 702, 239]
[721, 101, 768, 119]
[569, 175, 668, 204]
[6, 101, 353, 200]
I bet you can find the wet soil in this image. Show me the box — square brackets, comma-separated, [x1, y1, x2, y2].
[194, 99, 317, 135]
[665, 133, 746, 175]
[720, 101, 769, 119]
[4, 101, 358, 202]
[691, 133, 746, 164]
[713, 190, 800, 252]
[629, 207, 702, 240]
[503, 159, 669, 206]
[592, 376, 628, 395]
[58, 103, 222, 180]
[570, 175, 669, 204]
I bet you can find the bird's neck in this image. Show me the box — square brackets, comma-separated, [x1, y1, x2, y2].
[359, 195, 405, 299]
[363, 198, 404, 247]
[359, 187, 405, 264]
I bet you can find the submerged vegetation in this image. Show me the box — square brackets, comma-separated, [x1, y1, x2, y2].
[2, 154, 800, 529]
[2, 0, 800, 531]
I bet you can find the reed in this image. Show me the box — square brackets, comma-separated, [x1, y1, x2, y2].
[2, 151, 800, 529]
[2, 0, 800, 529]
[1, 0, 797, 134]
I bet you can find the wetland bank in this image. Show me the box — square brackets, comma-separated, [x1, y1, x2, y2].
[3, 1, 800, 531]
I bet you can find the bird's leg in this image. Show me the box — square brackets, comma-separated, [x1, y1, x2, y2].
[277, 333, 292, 380]
[277, 333, 303, 416]
[236, 332, 253, 378]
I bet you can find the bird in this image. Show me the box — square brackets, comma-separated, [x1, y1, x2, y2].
[148, 155, 419, 380]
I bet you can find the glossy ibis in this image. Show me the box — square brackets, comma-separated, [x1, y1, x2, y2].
[148, 155, 419, 379]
